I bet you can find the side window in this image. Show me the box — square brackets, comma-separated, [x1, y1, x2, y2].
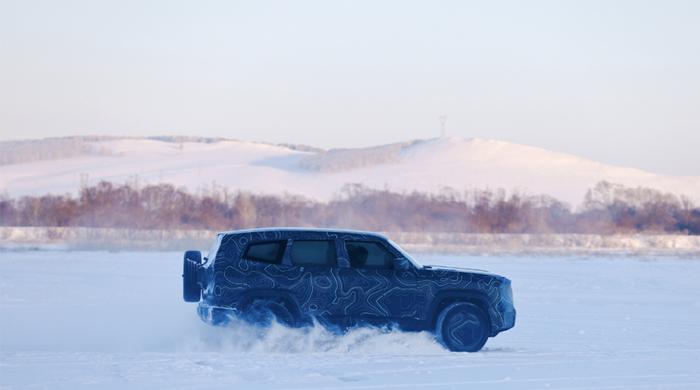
[290, 240, 337, 267]
[243, 241, 286, 264]
[346, 241, 394, 269]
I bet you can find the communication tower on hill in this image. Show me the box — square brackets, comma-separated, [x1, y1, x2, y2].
[439, 115, 447, 138]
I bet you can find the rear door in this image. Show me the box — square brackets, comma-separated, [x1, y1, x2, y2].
[287, 239, 340, 322]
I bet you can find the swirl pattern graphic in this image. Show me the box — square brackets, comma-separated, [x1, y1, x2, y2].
[197, 228, 515, 334]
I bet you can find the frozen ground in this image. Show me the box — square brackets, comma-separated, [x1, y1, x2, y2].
[1, 251, 699, 389]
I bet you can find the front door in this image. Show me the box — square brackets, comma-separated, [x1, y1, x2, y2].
[335, 240, 418, 327]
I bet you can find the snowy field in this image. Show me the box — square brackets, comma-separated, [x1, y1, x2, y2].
[1, 251, 700, 389]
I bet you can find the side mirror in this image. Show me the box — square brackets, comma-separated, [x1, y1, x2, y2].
[393, 257, 411, 271]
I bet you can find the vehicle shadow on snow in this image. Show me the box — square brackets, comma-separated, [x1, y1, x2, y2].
[479, 347, 520, 353]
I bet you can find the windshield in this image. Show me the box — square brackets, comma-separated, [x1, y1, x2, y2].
[387, 238, 423, 269]
[205, 234, 222, 266]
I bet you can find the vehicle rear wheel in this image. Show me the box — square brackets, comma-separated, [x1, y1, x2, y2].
[436, 302, 489, 352]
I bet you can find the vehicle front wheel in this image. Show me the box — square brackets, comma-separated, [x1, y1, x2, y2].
[436, 302, 489, 352]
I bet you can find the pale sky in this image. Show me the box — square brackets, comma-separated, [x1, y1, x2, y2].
[1, 0, 699, 175]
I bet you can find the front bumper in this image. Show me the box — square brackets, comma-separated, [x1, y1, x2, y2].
[494, 278, 516, 334]
[501, 307, 516, 332]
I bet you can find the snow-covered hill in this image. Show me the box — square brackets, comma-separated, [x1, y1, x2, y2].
[1, 136, 698, 206]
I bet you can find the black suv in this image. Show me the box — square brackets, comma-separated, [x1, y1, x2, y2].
[183, 228, 516, 352]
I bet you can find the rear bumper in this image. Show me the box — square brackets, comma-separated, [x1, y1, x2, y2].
[197, 302, 237, 326]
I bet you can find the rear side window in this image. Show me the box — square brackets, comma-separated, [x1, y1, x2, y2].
[290, 240, 336, 266]
[346, 241, 394, 269]
[243, 241, 286, 264]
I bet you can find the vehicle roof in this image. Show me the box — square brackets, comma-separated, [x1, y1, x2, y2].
[218, 227, 388, 239]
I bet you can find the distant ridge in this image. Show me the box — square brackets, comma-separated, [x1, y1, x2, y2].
[0, 136, 324, 166]
[1, 136, 698, 206]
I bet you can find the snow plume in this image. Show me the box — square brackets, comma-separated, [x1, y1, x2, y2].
[187, 319, 445, 355]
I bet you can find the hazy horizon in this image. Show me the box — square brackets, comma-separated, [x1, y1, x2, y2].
[2, 0, 699, 175]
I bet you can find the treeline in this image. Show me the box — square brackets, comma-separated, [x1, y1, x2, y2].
[0, 181, 698, 234]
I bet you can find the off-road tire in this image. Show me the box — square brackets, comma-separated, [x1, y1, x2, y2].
[436, 302, 489, 352]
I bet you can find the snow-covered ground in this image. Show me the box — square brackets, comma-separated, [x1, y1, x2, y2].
[2, 136, 699, 205]
[1, 251, 700, 389]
